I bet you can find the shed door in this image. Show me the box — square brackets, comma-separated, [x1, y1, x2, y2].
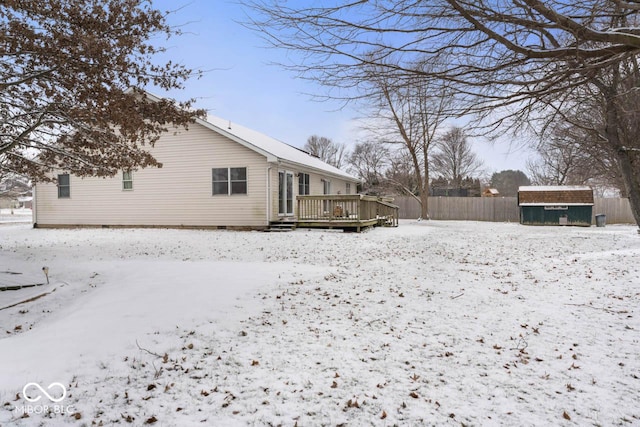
[278, 171, 294, 216]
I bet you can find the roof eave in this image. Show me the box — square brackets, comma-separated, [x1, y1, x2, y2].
[276, 159, 360, 183]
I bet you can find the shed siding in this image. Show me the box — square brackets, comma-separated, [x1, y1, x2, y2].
[520, 206, 593, 226]
[35, 123, 270, 227]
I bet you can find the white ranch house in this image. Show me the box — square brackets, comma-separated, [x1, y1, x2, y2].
[33, 110, 397, 231]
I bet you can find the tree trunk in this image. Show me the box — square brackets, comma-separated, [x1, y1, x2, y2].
[422, 152, 430, 219]
[419, 190, 429, 220]
[616, 148, 640, 230]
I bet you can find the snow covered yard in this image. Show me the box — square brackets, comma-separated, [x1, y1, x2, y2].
[0, 220, 639, 426]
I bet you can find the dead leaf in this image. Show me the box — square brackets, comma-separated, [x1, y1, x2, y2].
[346, 399, 360, 408]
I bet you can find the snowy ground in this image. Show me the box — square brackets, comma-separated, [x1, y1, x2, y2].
[0, 220, 639, 426]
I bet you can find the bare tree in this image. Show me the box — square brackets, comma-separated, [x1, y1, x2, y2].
[528, 77, 632, 195]
[304, 135, 348, 169]
[246, 0, 640, 228]
[348, 141, 389, 193]
[431, 127, 484, 186]
[384, 149, 421, 197]
[366, 68, 454, 219]
[1, 0, 203, 182]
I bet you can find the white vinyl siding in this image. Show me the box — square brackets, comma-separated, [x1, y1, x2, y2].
[35, 123, 268, 227]
[35, 121, 360, 228]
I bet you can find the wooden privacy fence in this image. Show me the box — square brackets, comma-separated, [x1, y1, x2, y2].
[393, 196, 636, 224]
[593, 198, 636, 224]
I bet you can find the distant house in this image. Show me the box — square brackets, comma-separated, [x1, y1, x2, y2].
[17, 196, 32, 209]
[0, 177, 32, 209]
[33, 100, 361, 230]
[482, 188, 500, 197]
[517, 186, 594, 226]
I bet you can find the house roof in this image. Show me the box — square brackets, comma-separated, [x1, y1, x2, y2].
[197, 115, 358, 182]
[135, 88, 359, 182]
[518, 186, 594, 206]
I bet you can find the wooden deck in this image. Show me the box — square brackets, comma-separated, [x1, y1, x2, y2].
[275, 195, 399, 232]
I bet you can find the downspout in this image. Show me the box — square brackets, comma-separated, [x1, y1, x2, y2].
[32, 183, 37, 227]
[266, 165, 272, 226]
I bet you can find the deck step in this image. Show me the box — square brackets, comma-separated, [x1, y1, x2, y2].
[266, 221, 296, 232]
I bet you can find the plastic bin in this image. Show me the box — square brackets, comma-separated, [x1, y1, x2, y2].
[595, 214, 606, 227]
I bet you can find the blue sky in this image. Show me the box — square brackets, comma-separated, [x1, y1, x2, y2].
[148, 0, 534, 176]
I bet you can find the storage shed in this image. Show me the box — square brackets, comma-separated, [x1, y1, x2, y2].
[518, 186, 594, 226]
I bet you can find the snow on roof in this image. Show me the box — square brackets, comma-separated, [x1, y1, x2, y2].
[518, 185, 592, 192]
[133, 89, 357, 181]
[201, 115, 358, 182]
[518, 185, 594, 206]
[518, 202, 594, 206]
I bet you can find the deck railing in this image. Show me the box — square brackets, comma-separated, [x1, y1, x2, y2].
[296, 194, 399, 227]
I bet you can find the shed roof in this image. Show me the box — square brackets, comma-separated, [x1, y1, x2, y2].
[518, 186, 594, 206]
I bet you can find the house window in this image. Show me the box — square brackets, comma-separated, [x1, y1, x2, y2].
[122, 170, 133, 190]
[322, 179, 331, 212]
[298, 173, 310, 195]
[57, 174, 70, 198]
[323, 179, 331, 195]
[212, 167, 247, 195]
[346, 183, 351, 195]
